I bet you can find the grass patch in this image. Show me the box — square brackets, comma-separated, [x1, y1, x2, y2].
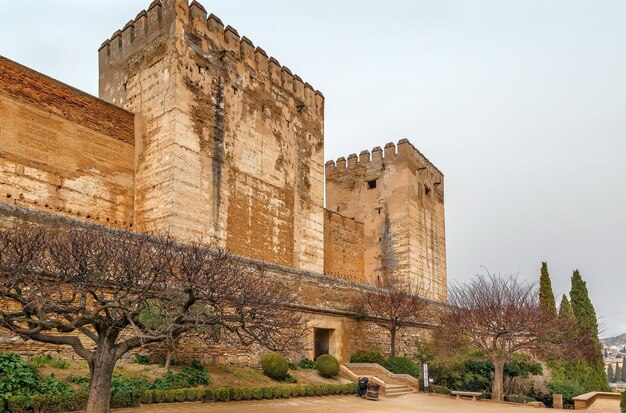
[222, 366, 265, 382]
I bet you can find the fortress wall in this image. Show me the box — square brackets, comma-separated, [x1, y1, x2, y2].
[326, 139, 447, 302]
[323, 209, 365, 283]
[0, 204, 434, 365]
[99, 0, 324, 272]
[0, 56, 135, 229]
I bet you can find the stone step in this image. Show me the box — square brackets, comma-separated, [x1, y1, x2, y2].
[384, 384, 416, 397]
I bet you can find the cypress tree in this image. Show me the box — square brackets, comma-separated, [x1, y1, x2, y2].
[622, 356, 626, 382]
[539, 262, 557, 316]
[608, 363, 615, 383]
[569, 270, 608, 390]
[558, 295, 574, 320]
[616, 363, 622, 384]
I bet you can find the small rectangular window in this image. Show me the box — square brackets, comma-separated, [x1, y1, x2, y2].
[367, 180, 377, 189]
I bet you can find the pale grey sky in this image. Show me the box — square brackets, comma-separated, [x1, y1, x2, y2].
[1, 1, 624, 336]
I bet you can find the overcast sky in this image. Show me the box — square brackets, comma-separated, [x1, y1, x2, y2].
[1, 1, 624, 336]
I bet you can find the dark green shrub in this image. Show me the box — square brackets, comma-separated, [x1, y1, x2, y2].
[153, 390, 166, 403]
[193, 388, 204, 401]
[288, 362, 299, 370]
[344, 383, 358, 394]
[175, 361, 210, 387]
[252, 388, 263, 400]
[316, 354, 340, 378]
[164, 389, 176, 403]
[31, 394, 46, 413]
[242, 387, 253, 400]
[620, 391, 625, 413]
[7, 396, 27, 413]
[431, 384, 451, 395]
[547, 380, 584, 407]
[134, 354, 151, 365]
[0, 352, 40, 402]
[229, 387, 243, 401]
[215, 388, 230, 402]
[39, 374, 73, 397]
[64, 391, 88, 411]
[202, 388, 214, 402]
[280, 386, 291, 398]
[260, 353, 289, 380]
[29, 354, 70, 369]
[383, 356, 420, 378]
[261, 387, 272, 399]
[299, 358, 316, 369]
[183, 388, 195, 401]
[305, 385, 315, 396]
[174, 389, 186, 402]
[296, 385, 307, 396]
[110, 374, 148, 408]
[349, 350, 386, 365]
[283, 373, 297, 383]
[139, 390, 153, 404]
[314, 385, 323, 396]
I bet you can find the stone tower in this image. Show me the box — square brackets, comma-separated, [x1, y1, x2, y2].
[98, 0, 325, 272]
[325, 139, 447, 301]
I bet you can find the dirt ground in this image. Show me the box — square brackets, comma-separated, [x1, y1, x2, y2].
[116, 393, 609, 413]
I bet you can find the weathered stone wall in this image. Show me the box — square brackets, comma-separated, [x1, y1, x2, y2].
[323, 209, 364, 283]
[0, 204, 434, 366]
[0, 56, 135, 229]
[325, 139, 447, 302]
[98, 0, 325, 273]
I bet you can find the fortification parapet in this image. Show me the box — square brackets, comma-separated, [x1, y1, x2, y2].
[99, 0, 323, 117]
[325, 139, 443, 187]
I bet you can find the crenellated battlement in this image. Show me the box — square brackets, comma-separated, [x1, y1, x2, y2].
[99, 0, 323, 115]
[325, 139, 443, 181]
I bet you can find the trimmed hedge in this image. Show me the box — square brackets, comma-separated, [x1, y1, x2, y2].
[316, 354, 340, 378]
[136, 383, 358, 406]
[260, 353, 289, 380]
[383, 356, 420, 378]
[621, 391, 625, 413]
[349, 350, 386, 365]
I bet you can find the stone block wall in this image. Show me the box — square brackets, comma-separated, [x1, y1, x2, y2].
[323, 209, 364, 283]
[325, 139, 447, 302]
[98, 0, 325, 273]
[0, 56, 135, 229]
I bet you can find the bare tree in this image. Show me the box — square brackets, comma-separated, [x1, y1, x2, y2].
[0, 222, 307, 413]
[436, 272, 592, 401]
[357, 277, 431, 357]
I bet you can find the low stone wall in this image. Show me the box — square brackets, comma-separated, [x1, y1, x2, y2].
[344, 363, 420, 392]
[572, 391, 622, 410]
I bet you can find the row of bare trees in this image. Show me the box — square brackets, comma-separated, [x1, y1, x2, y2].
[0, 222, 307, 413]
[356, 273, 597, 402]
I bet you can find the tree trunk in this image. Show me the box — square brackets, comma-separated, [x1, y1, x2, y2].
[86, 344, 118, 413]
[492, 359, 505, 401]
[165, 350, 173, 371]
[390, 327, 397, 357]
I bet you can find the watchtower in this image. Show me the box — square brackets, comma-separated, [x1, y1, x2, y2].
[98, 0, 325, 272]
[325, 139, 447, 301]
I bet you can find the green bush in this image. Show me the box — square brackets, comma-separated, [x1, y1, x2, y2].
[240, 387, 252, 400]
[29, 354, 70, 370]
[183, 388, 195, 401]
[316, 354, 340, 378]
[299, 358, 316, 369]
[139, 390, 153, 404]
[153, 389, 166, 403]
[39, 374, 73, 397]
[202, 388, 214, 402]
[283, 374, 297, 383]
[260, 353, 289, 380]
[305, 385, 315, 396]
[383, 356, 420, 378]
[173, 389, 185, 402]
[621, 392, 625, 413]
[134, 354, 151, 365]
[252, 388, 263, 400]
[229, 387, 243, 401]
[505, 394, 536, 403]
[547, 380, 584, 407]
[314, 385, 323, 396]
[7, 396, 27, 413]
[31, 394, 46, 413]
[215, 388, 230, 402]
[110, 374, 148, 408]
[193, 388, 205, 401]
[0, 352, 40, 403]
[349, 350, 386, 365]
[175, 361, 210, 387]
[164, 389, 176, 403]
[431, 384, 452, 395]
[261, 387, 272, 399]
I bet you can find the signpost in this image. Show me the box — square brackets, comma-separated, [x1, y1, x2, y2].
[423, 363, 430, 394]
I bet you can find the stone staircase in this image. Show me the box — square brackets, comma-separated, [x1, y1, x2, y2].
[384, 383, 416, 397]
[340, 363, 419, 397]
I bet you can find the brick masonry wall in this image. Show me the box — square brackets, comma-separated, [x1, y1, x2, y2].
[0, 56, 135, 229]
